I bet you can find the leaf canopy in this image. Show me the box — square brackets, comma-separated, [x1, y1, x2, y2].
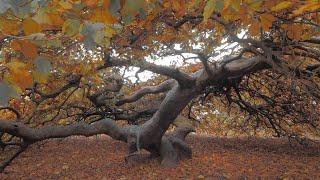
[0, 0, 319, 139]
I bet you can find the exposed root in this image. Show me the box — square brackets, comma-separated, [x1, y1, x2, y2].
[124, 126, 142, 163]
[123, 125, 195, 167]
[160, 126, 194, 167]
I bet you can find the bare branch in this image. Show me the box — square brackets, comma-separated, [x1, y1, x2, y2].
[0, 118, 128, 142]
[219, 56, 269, 79]
[98, 54, 195, 88]
[304, 37, 320, 44]
[34, 74, 81, 103]
[198, 53, 214, 76]
[116, 79, 175, 106]
[114, 108, 158, 123]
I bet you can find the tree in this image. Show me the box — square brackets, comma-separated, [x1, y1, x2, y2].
[0, 0, 319, 171]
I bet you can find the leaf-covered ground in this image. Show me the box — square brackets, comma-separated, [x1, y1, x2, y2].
[1, 135, 319, 179]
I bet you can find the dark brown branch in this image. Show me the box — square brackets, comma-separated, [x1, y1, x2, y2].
[198, 53, 214, 76]
[0, 118, 128, 142]
[219, 56, 269, 79]
[164, 15, 202, 30]
[139, 55, 269, 148]
[304, 37, 320, 44]
[99, 55, 195, 88]
[114, 108, 158, 123]
[34, 75, 81, 102]
[88, 77, 123, 106]
[41, 87, 79, 125]
[116, 79, 176, 106]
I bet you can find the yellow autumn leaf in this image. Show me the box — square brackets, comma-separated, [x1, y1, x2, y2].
[260, 14, 276, 31]
[10, 40, 38, 59]
[47, 13, 65, 26]
[20, 40, 38, 59]
[32, 71, 49, 84]
[73, 63, 92, 76]
[104, 26, 116, 37]
[283, 24, 304, 41]
[271, 1, 293, 12]
[58, 119, 70, 125]
[90, 9, 117, 24]
[249, 21, 260, 36]
[62, 19, 80, 36]
[59, 0, 73, 10]
[203, 0, 215, 22]
[102, 0, 111, 8]
[247, 0, 263, 11]
[10, 40, 21, 51]
[222, 0, 232, 12]
[5, 61, 33, 90]
[23, 18, 41, 35]
[172, 0, 183, 12]
[231, 0, 241, 11]
[83, 0, 99, 8]
[6, 61, 26, 70]
[187, 0, 202, 10]
[0, 16, 21, 35]
[292, 2, 320, 16]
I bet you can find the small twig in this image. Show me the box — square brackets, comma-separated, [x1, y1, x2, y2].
[0, 142, 29, 173]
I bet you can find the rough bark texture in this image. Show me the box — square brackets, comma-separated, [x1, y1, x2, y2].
[0, 119, 128, 143]
[136, 56, 268, 156]
[0, 55, 268, 170]
[160, 126, 195, 166]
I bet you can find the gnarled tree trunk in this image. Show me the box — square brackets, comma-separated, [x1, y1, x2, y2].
[0, 55, 268, 171]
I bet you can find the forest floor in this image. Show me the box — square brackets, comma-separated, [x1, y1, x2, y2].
[0, 135, 319, 179]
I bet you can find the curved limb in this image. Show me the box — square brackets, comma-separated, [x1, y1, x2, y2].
[0, 118, 128, 142]
[116, 79, 176, 106]
[0, 118, 130, 171]
[98, 54, 195, 88]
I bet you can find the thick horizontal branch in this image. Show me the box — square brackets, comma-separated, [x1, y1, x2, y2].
[304, 37, 320, 44]
[306, 64, 320, 71]
[164, 15, 202, 29]
[192, 56, 270, 91]
[98, 55, 195, 88]
[116, 79, 175, 106]
[0, 119, 128, 142]
[219, 56, 269, 79]
[114, 108, 158, 123]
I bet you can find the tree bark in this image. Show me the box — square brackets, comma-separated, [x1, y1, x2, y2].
[0, 119, 128, 142]
[0, 55, 269, 169]
[136, 56, 268, 158]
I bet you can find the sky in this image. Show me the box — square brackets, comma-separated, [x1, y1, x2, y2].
[123, 31, 245, 82]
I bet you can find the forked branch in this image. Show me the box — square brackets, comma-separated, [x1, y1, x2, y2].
[116, 79, 176, 106]
[99, 54, 195, 88]
[0, 119, 128, 142]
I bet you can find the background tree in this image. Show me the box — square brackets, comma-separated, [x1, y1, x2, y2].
[0, 0, 319, 171]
